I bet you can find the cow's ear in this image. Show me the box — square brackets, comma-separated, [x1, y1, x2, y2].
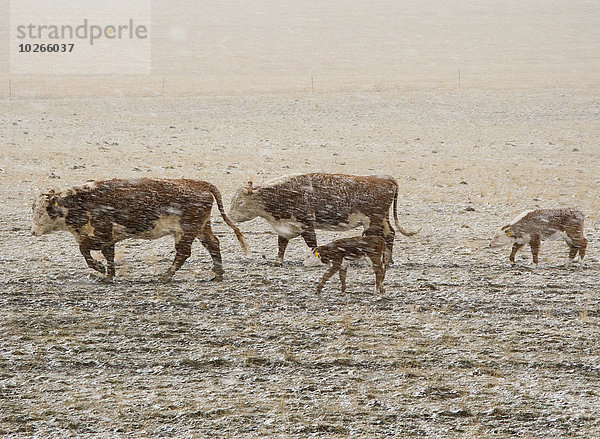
[49, 195, 62, 210]
[505, 228, 512, 237]
[47, 195, 65, 218]
[243, 181, 254, 195]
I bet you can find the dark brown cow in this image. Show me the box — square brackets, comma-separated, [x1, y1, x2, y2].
[304, 235, 387, 294]
[228, 173, 418, 264]
[490, 208, 587, 266]
[32, 178, 248, 281]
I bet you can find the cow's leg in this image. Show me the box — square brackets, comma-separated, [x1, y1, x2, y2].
[338, 267, 348, 293]
[369, 255, 386, 294]
[277, 235, 289, 265]
[101, 244, 116, 280]
[163, 233, 195, 281]
[301, 227, 318, 251]
[365, 222, 392, 266]
[529, 235, 541, 265]
[377, 261, 386, 294]
[382, 219, 395, 266]
[509, 243, 525, 263]
[579, 237, 588, 261]
[199, 224, 224, 281]
[567, 244, 578, 262]
[316, 263, 340, 294]
[568, 234, 587, 266]
[79, 243, 106, 274]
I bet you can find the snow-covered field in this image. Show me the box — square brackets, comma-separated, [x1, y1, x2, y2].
[2, 1, 600, 437]
[2, 90, 599, 437]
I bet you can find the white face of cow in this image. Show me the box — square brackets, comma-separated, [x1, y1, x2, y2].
[228, 186, 261, 223]
[489, 227, 514, 248]
[31, 193, 67, 236]
[302, 248, 323, 268]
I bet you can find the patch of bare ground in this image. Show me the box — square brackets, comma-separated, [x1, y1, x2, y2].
[1, 88, 599, 437]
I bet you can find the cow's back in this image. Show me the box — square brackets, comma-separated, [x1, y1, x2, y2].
[307, 174, 397, 225]
[514, 208, 584, 239]
[61, 178, 213, 235]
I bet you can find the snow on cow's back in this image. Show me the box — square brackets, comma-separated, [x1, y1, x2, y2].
[507, 209, 537, 226]
[307, 173, 396, 185]
[508, 208, 585, 227]
[263, 173, 307, 186]
[252, 173, 397, 193]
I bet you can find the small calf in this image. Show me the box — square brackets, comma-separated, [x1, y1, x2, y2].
[304, 235, 387, 294]
[490, 208, 587, 265]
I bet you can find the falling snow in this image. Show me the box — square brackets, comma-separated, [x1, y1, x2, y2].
[2, 89, 600, 437]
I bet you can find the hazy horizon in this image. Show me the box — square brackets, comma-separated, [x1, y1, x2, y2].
[1, 0, 599, 97]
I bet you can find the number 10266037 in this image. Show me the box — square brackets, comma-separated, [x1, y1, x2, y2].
[18, 43, 74, 53]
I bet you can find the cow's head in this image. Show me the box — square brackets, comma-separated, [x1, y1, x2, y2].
[302, 247, 324, 268]
[228, 180, 262, 223]
[31, 191, 68, 236]
[489, 225, 516, 248]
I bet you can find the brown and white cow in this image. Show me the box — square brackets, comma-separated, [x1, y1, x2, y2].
[304, 235, 387, 294]
[32, 178, 249, 281]
[490, 208, 587, 266]
[228, 173, 418, 264]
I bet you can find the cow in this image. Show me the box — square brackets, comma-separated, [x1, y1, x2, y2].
[489, 208, 587, 266]
[31, 178, 249, 281]
[304, 235, 387, 294]
[228, 173, 418, 264]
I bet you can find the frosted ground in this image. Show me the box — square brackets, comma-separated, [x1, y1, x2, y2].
[2, 89, 599, 437]
[1, 1, 600, 437]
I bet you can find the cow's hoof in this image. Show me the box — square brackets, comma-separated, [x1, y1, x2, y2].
[100, 276, 114, 283]
[89, 274, 107, 283]
[565, 259, 585, 269]
[210, 274, 224, 282]
[160, 274, 174, 283]
[94, 263, 106, 275]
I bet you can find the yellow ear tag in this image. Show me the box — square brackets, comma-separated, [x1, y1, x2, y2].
[506, 230, 511, 237]
[314, 251, 319, 258]
[54, 201, 59, 207]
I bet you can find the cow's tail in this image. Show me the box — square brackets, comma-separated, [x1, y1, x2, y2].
[392, 180, 420, 237]
[209, 184, 249, 255]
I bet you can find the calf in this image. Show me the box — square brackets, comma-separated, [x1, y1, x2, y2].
[490, 208, 587, 266]
[304, 235, 387, 294]
[32, 178, 249, 281]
